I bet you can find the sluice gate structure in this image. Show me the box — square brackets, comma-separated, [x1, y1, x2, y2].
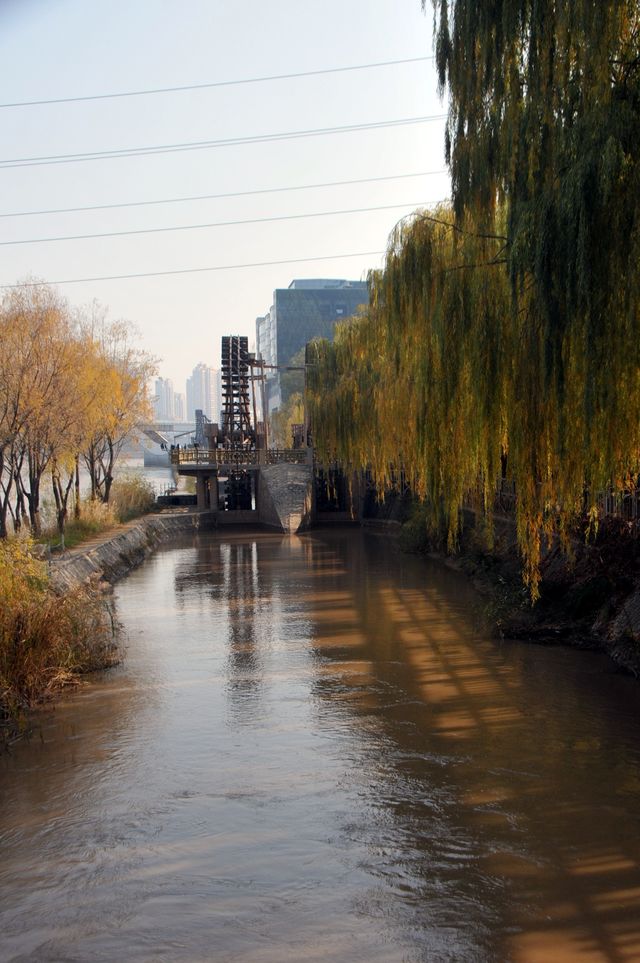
[169, 335, 356, 533]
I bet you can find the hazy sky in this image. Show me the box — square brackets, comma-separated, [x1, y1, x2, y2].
[0, 0, 450, 390]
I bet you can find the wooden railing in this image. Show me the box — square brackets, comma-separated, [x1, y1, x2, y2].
[170, 447, 307, 468]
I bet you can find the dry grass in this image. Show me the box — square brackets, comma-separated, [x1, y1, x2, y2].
[1, 475, 153, 730]
[41, 475, 157, 551]
[0, 538, 119, 726]
[111, 473, 156, 522]
[47, 499, 116, 550]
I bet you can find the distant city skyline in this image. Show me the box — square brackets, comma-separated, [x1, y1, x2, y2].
[186, 363, 221, 424]
[153, 363, 221, 424]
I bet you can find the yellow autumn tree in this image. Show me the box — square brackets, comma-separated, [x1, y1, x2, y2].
[0, 283, 81, 536]
[81, 315, 156, 503]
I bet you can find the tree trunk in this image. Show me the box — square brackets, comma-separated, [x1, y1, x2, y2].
[0, 452, 11, 538]
[84, 444, 98, 501]
[0, 491, 9, 538]
[52, 466, 64, 533]
[26, 483, 41, 536]
[14, 472, 27, 533]
[102, 438, 115, 504]
[74, 454, 81, 518]
[51, 464, 75, 550]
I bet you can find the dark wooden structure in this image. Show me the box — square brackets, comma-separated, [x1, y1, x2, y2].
[220, 335, 255, 450]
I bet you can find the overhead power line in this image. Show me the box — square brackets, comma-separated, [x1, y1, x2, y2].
[0, 169, 447, 219]
[0, 115, 446, 170]
[0, 251, 386, 288]
[0, 199, 443, 247]
[0, 56, 434, 109]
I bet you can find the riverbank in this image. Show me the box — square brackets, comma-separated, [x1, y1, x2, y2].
[0, 543, 116, 747]
[394, 508, 640, 677]
[0, 510, 216, 746]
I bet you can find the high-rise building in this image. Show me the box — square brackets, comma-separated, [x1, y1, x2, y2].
[255, 278, 368, 412]
[173, 392, 186, 422]
[186, 364, 221, 423]
[153, 377, 175, 421]
[256, 311, 276, 368]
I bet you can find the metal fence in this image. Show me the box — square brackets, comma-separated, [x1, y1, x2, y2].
[465, 478, 640, 527]
[595, 488, 640, 523]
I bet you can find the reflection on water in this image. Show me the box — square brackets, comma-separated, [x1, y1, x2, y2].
[1, 529, 640, 962]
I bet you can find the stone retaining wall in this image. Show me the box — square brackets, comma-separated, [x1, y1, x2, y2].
[50, 511, 216, 594]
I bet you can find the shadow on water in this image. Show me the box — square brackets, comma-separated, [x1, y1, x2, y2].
[300, 530, 640, 962]
[1, 528, 639, 962]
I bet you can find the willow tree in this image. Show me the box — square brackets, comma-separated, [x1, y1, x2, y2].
[309, 6, 639, 594]
[270, 392, 305, 449]
[426, 0, 640, 586]
[308, 205, 511, 547]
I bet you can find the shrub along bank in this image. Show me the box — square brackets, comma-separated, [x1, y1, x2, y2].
[0, 537, 118, 742]
[1, 477, 156, 741]
[1, 507, 216, 744]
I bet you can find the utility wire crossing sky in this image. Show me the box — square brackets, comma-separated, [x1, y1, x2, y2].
[0, 115, 447, 169]
[0, 55, 435, 109]
[0, 169, 446, 218]
[0, 0, 450, 386]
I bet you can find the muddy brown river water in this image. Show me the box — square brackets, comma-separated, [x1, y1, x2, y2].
[1, 529, 640, 962]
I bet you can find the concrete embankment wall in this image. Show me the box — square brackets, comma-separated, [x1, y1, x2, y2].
[50, 511, 216, 594]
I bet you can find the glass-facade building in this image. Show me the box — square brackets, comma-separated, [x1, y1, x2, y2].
[255, 278, 368, 412]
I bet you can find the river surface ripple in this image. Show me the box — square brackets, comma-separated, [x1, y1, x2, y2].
[2, 529, 640, 962]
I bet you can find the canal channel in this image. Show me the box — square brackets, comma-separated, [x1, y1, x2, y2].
[1, 529, 640, 962]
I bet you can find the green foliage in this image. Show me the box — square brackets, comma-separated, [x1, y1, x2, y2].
[279, 347, 306, 404]
[429, 0, 640, 588]
[309, 8, 640, 599]
[0, 538, 117, 719]
[307, 206, 512, 570]
[398, 503, 432, 554]
[270, 392, 305, 449]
